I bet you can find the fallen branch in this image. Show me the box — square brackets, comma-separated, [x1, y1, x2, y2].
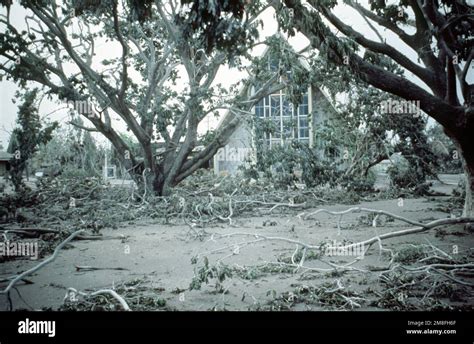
[74, 234, 128, 241]
[215, 189, 237, 225]
[0, 228, 124, 242]
[0, 277, 34, 285]
[214, 215, 474, 252]
[0, 227, 61, 234]
[0, 230, 85, 299]
[0, 228, 61, 239]
[75, 265, 129, 272]
[337, 217, 474, 252]
[202, 212, 474, 276]
[300, 207, 427, 228]
[64, 287, 131, 311]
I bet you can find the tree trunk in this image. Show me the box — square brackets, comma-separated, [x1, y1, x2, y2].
[450, 134, 474, 217]
[459, 146, 474, 217]
[151, 165, 169, 197]
[463, 158, 474, 217]
[134, 155, 173, 197]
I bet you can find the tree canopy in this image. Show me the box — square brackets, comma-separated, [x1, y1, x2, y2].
[0, 0, 279, 195]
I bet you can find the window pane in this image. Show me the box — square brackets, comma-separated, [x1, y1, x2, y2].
[303, 93, 308, 104]
[298, 93, 309, 115]
[265, 107, 270, 118]
[282, 96, 292, 117]
[271, 95, 280, 117]
[299, 128, 309, 138]
[299, 116, 308, 128]
[299, 104, 308, 115]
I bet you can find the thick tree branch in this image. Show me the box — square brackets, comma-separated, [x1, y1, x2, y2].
[313, 1, 438, 92]
[279, 0, 464, 132]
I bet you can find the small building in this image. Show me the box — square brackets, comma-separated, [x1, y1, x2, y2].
[213, 42, 337, 176]
[0, 151, 12, 177]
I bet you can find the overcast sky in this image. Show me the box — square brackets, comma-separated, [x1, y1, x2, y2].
[0, 1, 468, 150]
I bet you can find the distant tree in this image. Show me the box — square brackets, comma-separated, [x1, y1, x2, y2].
[33, 122, 102, 178]
[7, 89, 58, 191]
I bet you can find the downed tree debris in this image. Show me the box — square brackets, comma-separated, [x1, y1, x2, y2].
[2, 172, 471, 311]
[64, 287, 131, 311]
[200, 210, 474, 274]
[0, 173, 382, 243]
[0, 277, 34, 285]
[61, 278, 168, 311]
[190, 206, 474, 310]
[75, 265, 129, 272]
[0, 230, 85, 310]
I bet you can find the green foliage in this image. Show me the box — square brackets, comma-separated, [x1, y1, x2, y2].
[189, 257, 233, 293]
[8, 89, 58, 191]
[175, 0, 262, 59]
[393, 245, 429, 264]
[33, 123, 102, 178]
[60, 278, 168, 311]
[250, 35, 312, 105]
[240, 140, 376, 192]
[367, 0, 473, 61]
[309, 55, 439, 192]
[386, 157, 414, 188]
[265, 283, 364, 311]
[198, 130, 217, 147]
[252, 141, 303, 187]
[392, 114, 439, 188]
[427, 125, 463, 174]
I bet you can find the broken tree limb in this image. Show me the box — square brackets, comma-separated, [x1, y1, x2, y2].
[1, 230, 38, 238]
[214, 189, 237, 225]
[0, 228, 126, 242]
[387, 262, 474, 287]
[0, 228, 61, 239]
[203, 211, 474, 275]
[0, 227, 61, 234]
[74, 234, 128, 241]
[338, 217, 474, 252]
[215, 215, 474, 252]
[234, 199, 306, 212]
[0, 277, 34, 285]
[75, 265, 129, 272]
[300, 207, 428, 228]
[0, 230, 85, 298]
[65, 287, 131, 311]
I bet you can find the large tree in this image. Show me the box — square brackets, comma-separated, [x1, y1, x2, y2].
[173, 0, 474, 213]
[0, 0, 284, 196]
[273, 0, 473, 215]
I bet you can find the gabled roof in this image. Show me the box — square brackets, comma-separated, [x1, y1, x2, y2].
[214, 35, 338, 132]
